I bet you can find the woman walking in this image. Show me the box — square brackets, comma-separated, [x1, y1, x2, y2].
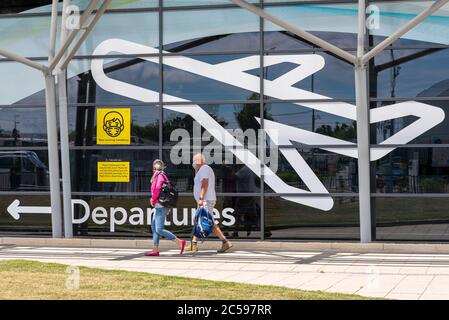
[145, 159, 186, 256]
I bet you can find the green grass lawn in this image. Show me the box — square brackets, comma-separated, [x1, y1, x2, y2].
[0, 260, 375, 300]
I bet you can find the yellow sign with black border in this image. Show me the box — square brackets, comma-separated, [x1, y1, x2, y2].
[96, 108, 131, 145]
[98, 161, 130, 183]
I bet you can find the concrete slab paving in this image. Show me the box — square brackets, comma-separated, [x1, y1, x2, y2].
[419, 294, 449, 300]
[355, 275, 406, 297]
[325, 274, 376, 294]
[249, 272, 297, 286]
[2, 243, 449, 300]
[296, 273, 350, 292]
[421, 276, 449, 295]
[389, 275, 434, 294]
[386, 293, 422, 300]
[275, 273, 322, 289]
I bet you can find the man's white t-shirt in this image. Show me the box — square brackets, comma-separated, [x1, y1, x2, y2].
[194, 164, 216, 202]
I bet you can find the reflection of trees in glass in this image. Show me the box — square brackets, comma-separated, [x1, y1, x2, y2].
[230, 94, 271, 237]
[132, 122, 158, 143]
[234, 93, 272, 132]
[164, 112, 227, 142]
[316, 121, 356, 141]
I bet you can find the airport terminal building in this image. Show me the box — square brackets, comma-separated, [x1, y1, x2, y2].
[0, 0, 449, 242]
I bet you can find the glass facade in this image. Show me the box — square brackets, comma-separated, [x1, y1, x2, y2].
[0, 0, 449, 242]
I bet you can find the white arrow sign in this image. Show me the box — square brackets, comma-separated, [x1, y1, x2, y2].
[7, 200, 52, 220]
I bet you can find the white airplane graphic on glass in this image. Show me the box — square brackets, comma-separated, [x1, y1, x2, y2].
[91, 39, 444, 211]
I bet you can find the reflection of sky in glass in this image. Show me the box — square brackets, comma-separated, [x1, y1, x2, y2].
[164, 54, 259, 101]
[165, 32, 260, 53]
[164, 0, 258, 6]
[375, 49, 449, 98]
[164, 104, 260, 130]
[267, 103, 355, 134]
[0, 108, 47, 136]
[265, 51, 355, 99]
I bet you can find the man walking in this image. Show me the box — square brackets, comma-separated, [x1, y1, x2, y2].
[188, 153, 233, 253]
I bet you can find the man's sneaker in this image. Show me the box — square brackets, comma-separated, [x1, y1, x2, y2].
[217, 241, 233, 253]
[185, 242, 198, 253]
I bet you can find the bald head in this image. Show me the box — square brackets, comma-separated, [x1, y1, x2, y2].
[192, 153, 206, 171]
[193, 153, 206, 164]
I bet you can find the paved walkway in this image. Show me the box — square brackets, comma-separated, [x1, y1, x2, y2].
[1, 244, 449, 300]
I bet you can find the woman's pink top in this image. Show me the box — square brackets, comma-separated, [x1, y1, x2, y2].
[151, 171, 168, 205]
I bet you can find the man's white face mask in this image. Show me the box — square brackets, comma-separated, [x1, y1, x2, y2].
[192, 162, 200, 170]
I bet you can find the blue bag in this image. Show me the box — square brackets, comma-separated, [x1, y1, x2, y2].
[193, 207, 214, 241]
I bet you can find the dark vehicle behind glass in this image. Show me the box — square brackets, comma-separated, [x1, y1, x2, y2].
[0, 151, 49, 191]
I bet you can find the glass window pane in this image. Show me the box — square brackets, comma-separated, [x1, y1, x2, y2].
[76, 11, 159, 56]
[70, 149, 159, 193]
[264, 0, 350, 2]
[374, 147, 449, 194]
[375, 197, 449, 241]
[369, 1, 449, 46]
[0, 150, 49, 192]
[0, 107, 47, 147]
[164, 0, 259, 7]
[264, 4, 358, 50]
[0, 195, 51, 235]
[265, 196, 360, 240]
[163, 55, 260, 101]
[0, 61, 46, 106]
[163, 8, 260, 53]
[0, 16, 50, 58]
[372, 48, 449, 99]
[264, 52, 355, 100]
[69, 57, 160, 104]
[265, 102, 357, 141]
[108, 0, 158, 9]
[264, 149, 358, 194]
[371, 100, 449, 145]
[162, 148, 261, 194]
[163, 103, 261, 145]
[0, 1, 159, 14]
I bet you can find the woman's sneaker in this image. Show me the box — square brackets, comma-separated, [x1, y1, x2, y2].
[180, 240, 186, 255]
[144, 251, 160, 256]
[217, 241, 233, 253]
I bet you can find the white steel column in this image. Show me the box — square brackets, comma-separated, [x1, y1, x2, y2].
[59, 0, 73, 238]
[44, 0, 63, 238]
[44, 73, 63, 238]
[355, 0, 371, 242]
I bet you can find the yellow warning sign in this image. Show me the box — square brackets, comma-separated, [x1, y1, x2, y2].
[98, 162, 130, 183]
[97, 108, 131, 145]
